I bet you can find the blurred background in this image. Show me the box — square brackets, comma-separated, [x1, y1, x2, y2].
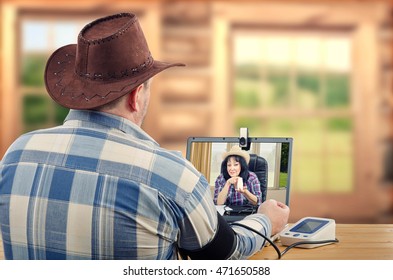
[1, 0, 392, 224]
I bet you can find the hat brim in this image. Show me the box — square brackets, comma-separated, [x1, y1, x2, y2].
[222, 148, 250, 164]
[45, 44, 185, 109]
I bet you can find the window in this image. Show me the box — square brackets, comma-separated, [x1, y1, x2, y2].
[232, 30, 353, 194]
[20, 17, 94, 132]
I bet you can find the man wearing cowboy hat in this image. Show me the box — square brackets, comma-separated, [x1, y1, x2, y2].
[0, 13, 289, 260]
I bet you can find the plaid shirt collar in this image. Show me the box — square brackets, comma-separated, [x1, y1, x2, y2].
[64, 109, 159, 146]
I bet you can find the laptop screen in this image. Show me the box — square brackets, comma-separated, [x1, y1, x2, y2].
[186, 136, 293, 206]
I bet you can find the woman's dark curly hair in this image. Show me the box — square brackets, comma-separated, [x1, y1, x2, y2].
[221, 155, 250, 182]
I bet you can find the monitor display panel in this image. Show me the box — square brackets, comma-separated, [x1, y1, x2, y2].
[290, 219, 329, 234]
[186, 137, 293, 206]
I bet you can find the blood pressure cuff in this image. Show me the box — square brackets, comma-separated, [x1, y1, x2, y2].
[178, 212, 237, 260]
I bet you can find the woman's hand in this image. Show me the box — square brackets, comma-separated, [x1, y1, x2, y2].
[217, 177, 238, 205]
[233, 179, 258, 205]
[226, 177, 239, 186]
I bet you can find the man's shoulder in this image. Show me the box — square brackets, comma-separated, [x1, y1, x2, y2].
[4, 127, 56, 151]
[152, 147, 203, 184]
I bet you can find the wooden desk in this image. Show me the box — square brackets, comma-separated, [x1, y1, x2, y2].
[250, 224, 393, 260]
[1, 224, 392, 260]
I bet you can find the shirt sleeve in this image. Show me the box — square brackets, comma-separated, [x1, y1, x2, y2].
[213, 174, 225, 204]
[178, 164, 271, 260]
[177, 174, 219, 251]
[248, 172, 262, 205]
[229, 214, 272, 259]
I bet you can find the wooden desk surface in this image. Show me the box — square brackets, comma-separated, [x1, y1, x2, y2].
[1, 224, 392, 260]
[250, 224, 393, 260]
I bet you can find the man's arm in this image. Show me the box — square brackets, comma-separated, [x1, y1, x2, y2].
[177, 166, 288, 259]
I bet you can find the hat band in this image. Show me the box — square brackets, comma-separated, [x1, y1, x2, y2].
[74, 55, 154, 81]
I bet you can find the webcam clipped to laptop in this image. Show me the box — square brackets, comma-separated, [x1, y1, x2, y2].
[186, 128, 293, 222]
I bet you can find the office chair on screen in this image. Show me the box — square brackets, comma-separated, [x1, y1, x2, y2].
[248, 154, 268, 203]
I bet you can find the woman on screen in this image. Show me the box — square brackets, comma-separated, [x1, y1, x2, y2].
[214, 146, 262, 206]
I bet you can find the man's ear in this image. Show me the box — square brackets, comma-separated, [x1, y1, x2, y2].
[127, 84, 143, 112]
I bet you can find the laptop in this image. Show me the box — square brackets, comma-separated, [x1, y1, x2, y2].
[186, 136, 293, 222]
[220, 204, 259, 222]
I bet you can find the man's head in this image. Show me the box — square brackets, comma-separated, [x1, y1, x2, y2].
[94, 79, 151, 126]
[44, 13, 184, 110]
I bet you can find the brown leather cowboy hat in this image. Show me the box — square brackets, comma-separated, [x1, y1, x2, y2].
[222, 146, 250, 164]
[45, 13, 185, 109]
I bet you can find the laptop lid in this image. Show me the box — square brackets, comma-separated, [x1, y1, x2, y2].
[186, 136, 293, 206]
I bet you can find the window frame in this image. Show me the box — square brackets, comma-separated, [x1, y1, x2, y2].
[212, 2, 386, 222]
[231, 29, 354, 194]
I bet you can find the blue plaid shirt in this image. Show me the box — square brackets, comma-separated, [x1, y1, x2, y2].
[0, 110, 271, 259]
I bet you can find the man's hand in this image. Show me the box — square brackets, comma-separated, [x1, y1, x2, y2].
[258, 199, 290, 235]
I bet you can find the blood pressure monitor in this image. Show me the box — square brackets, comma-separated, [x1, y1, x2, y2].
[279, 217, 336, 248]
